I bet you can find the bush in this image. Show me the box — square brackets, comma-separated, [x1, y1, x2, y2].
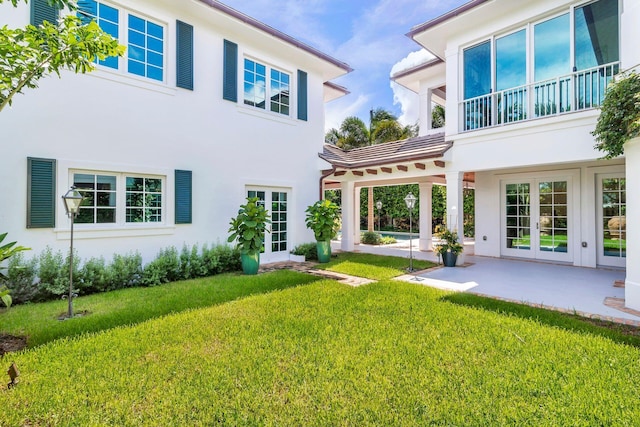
[291, 243, 318, 261]
[5, 253, 39, 304]
[361, 231, 382, 245]
[380, 236, 397, 245]
[5, 244, 239, 304]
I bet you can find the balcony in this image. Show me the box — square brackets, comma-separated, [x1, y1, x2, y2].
[460, 62, 620, 132]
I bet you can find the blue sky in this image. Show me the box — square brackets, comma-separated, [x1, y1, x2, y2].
[221, 0, 468, 131]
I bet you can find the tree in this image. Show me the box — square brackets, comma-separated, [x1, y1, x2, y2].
[0, 0, 125, 112]
[432, 105, 445, 129]
[325, 107, 419, 149]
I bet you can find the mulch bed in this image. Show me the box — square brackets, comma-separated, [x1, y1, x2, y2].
[0, 334, 27, 356]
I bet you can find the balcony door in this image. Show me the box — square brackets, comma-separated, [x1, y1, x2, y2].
[502, 177, 573, 263]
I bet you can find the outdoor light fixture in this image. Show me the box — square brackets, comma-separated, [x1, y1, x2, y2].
[375, 201, 382, 232]
[62, 186, 84, 318]
[404, 193, 417, 273]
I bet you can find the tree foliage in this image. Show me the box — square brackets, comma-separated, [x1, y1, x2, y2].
[593, 72, 640, 159]
[325, 107, 418, 149]
[0, 0, 125, 112]
[432, 105, 445, 129]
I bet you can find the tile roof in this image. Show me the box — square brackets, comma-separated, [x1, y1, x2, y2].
[319, 133, 451, 169]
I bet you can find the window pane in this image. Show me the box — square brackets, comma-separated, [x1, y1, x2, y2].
[534, 14, 570, 81]
[464, 41, 491, 99]
[495, 29, 526, 91]
[128, 14, 145, 32]
[575, 0, 619, 70]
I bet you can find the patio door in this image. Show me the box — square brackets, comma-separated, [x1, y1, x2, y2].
[597, 174, 626, 268]
[502, 177, 572, 262]
[247, 188, 290, 263]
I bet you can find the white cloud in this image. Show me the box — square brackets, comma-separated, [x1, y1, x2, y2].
[389, 49, 435, 126]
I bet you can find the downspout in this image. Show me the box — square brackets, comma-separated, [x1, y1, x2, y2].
[319, 166, 337, 200]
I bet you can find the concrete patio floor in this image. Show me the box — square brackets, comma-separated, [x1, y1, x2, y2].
[333, 239, 639, 324]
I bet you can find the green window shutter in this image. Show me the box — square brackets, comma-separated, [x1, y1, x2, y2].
[297, 70, 308, 121]
[31, 0, 59, 26]
[176, 20, 194, 90]
[223, 39, 238, 102]
[27, 157, 56, 228]
[175, 170, 192, 224]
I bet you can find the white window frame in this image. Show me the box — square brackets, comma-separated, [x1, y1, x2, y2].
[77, 0, 168, 85]
[70, 169, 166, 228]
[242, 56, 292, 117]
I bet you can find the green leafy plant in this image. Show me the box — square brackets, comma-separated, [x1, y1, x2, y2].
[0, 232, 30, 307]
[361, 231, 382, 245]
[380, 236, 397, 245]
[593, 72, 640, 159]
[228, 197, 271, 254]
[291, 243, 318, 261]
[434, 228, 464, 256]
[305, 199, 341, 241]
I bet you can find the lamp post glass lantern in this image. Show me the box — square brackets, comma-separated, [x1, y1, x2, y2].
[62, 186, 84, 318]
[375, 201, 382, 232]
[404, 193, 417, 272]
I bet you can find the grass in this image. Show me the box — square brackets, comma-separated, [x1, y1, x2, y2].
[315, 252, 436, 280]
[1, 280, 640, 425]
[0, 270, 320, 348]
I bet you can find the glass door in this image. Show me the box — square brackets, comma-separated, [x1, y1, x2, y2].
[247, 188, 289, 262]
[502, 178, 572, 262]
[597, 175, 626, 267]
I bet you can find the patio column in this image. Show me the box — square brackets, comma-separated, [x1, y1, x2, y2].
[419, 182, 433, 251]
[354, 186, 361, 244]
[446, 171, 465, 265]
[625, 137, 640, 310]
[419, 88, 433, 133]
[341, 181, 356, 252]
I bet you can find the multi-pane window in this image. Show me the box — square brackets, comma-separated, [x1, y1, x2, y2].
[244, 59, 291, 116]
[74, 173, 117, 224]
[270, 70, 290, 115]
[602, 178, 626, 258]
[77, 0, 119, 69]
[126, 177, 162, 223]
[244, 59, 266, 108]
[76, 1, 165, 82]
[128, 14, 164, 81]
[72, 172, 164, 225]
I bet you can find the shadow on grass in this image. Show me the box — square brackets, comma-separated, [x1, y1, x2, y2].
[443, 293, 640, 348]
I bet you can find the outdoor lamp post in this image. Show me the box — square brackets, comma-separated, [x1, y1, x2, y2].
[375, 201, 382, 232]
[404, 192, 417, 272]
[62, 186, 84, 318]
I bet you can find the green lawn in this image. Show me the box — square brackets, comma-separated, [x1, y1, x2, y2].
[0, 270, 320, 348]
[1, 280, 639, 425]
[316, 252, 436, 280]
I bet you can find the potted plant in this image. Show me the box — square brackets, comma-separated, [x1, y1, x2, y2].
[305, 199, 340, 263]
[434, 228, 463, 267]
[593, 71, 640, 159]
[227, 197, 271, 275]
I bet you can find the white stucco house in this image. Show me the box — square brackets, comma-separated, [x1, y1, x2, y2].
[321, 0, 640, 309]
[0, 0, 351, 264]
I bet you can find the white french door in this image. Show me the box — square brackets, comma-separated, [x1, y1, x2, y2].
[247, 187, 290, 262]
[502, 177, 573, 262]
[597, 174, 626, 268]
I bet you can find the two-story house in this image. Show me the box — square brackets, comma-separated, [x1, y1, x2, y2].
[320, 0, 640, 309]
[0, 0, 351, 264]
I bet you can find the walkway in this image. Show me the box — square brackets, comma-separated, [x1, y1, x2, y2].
[333, 240, 640, 325]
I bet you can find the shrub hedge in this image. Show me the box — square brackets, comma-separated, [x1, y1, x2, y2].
[4, 243, 241, 304]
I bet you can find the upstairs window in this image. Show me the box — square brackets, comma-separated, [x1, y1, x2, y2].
[77, 1, 165, 83]
[78, 0, 119, 69]
[463, 41, 491, 100]
[243, 58, 291, 116]
[574, 0, 619, 71]
[128, 14, 164, 82]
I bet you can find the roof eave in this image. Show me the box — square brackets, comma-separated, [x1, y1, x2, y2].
[406, 0, 492, 39]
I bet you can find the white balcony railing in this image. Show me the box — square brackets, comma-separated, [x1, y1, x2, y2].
[460, 62, 620, 132]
